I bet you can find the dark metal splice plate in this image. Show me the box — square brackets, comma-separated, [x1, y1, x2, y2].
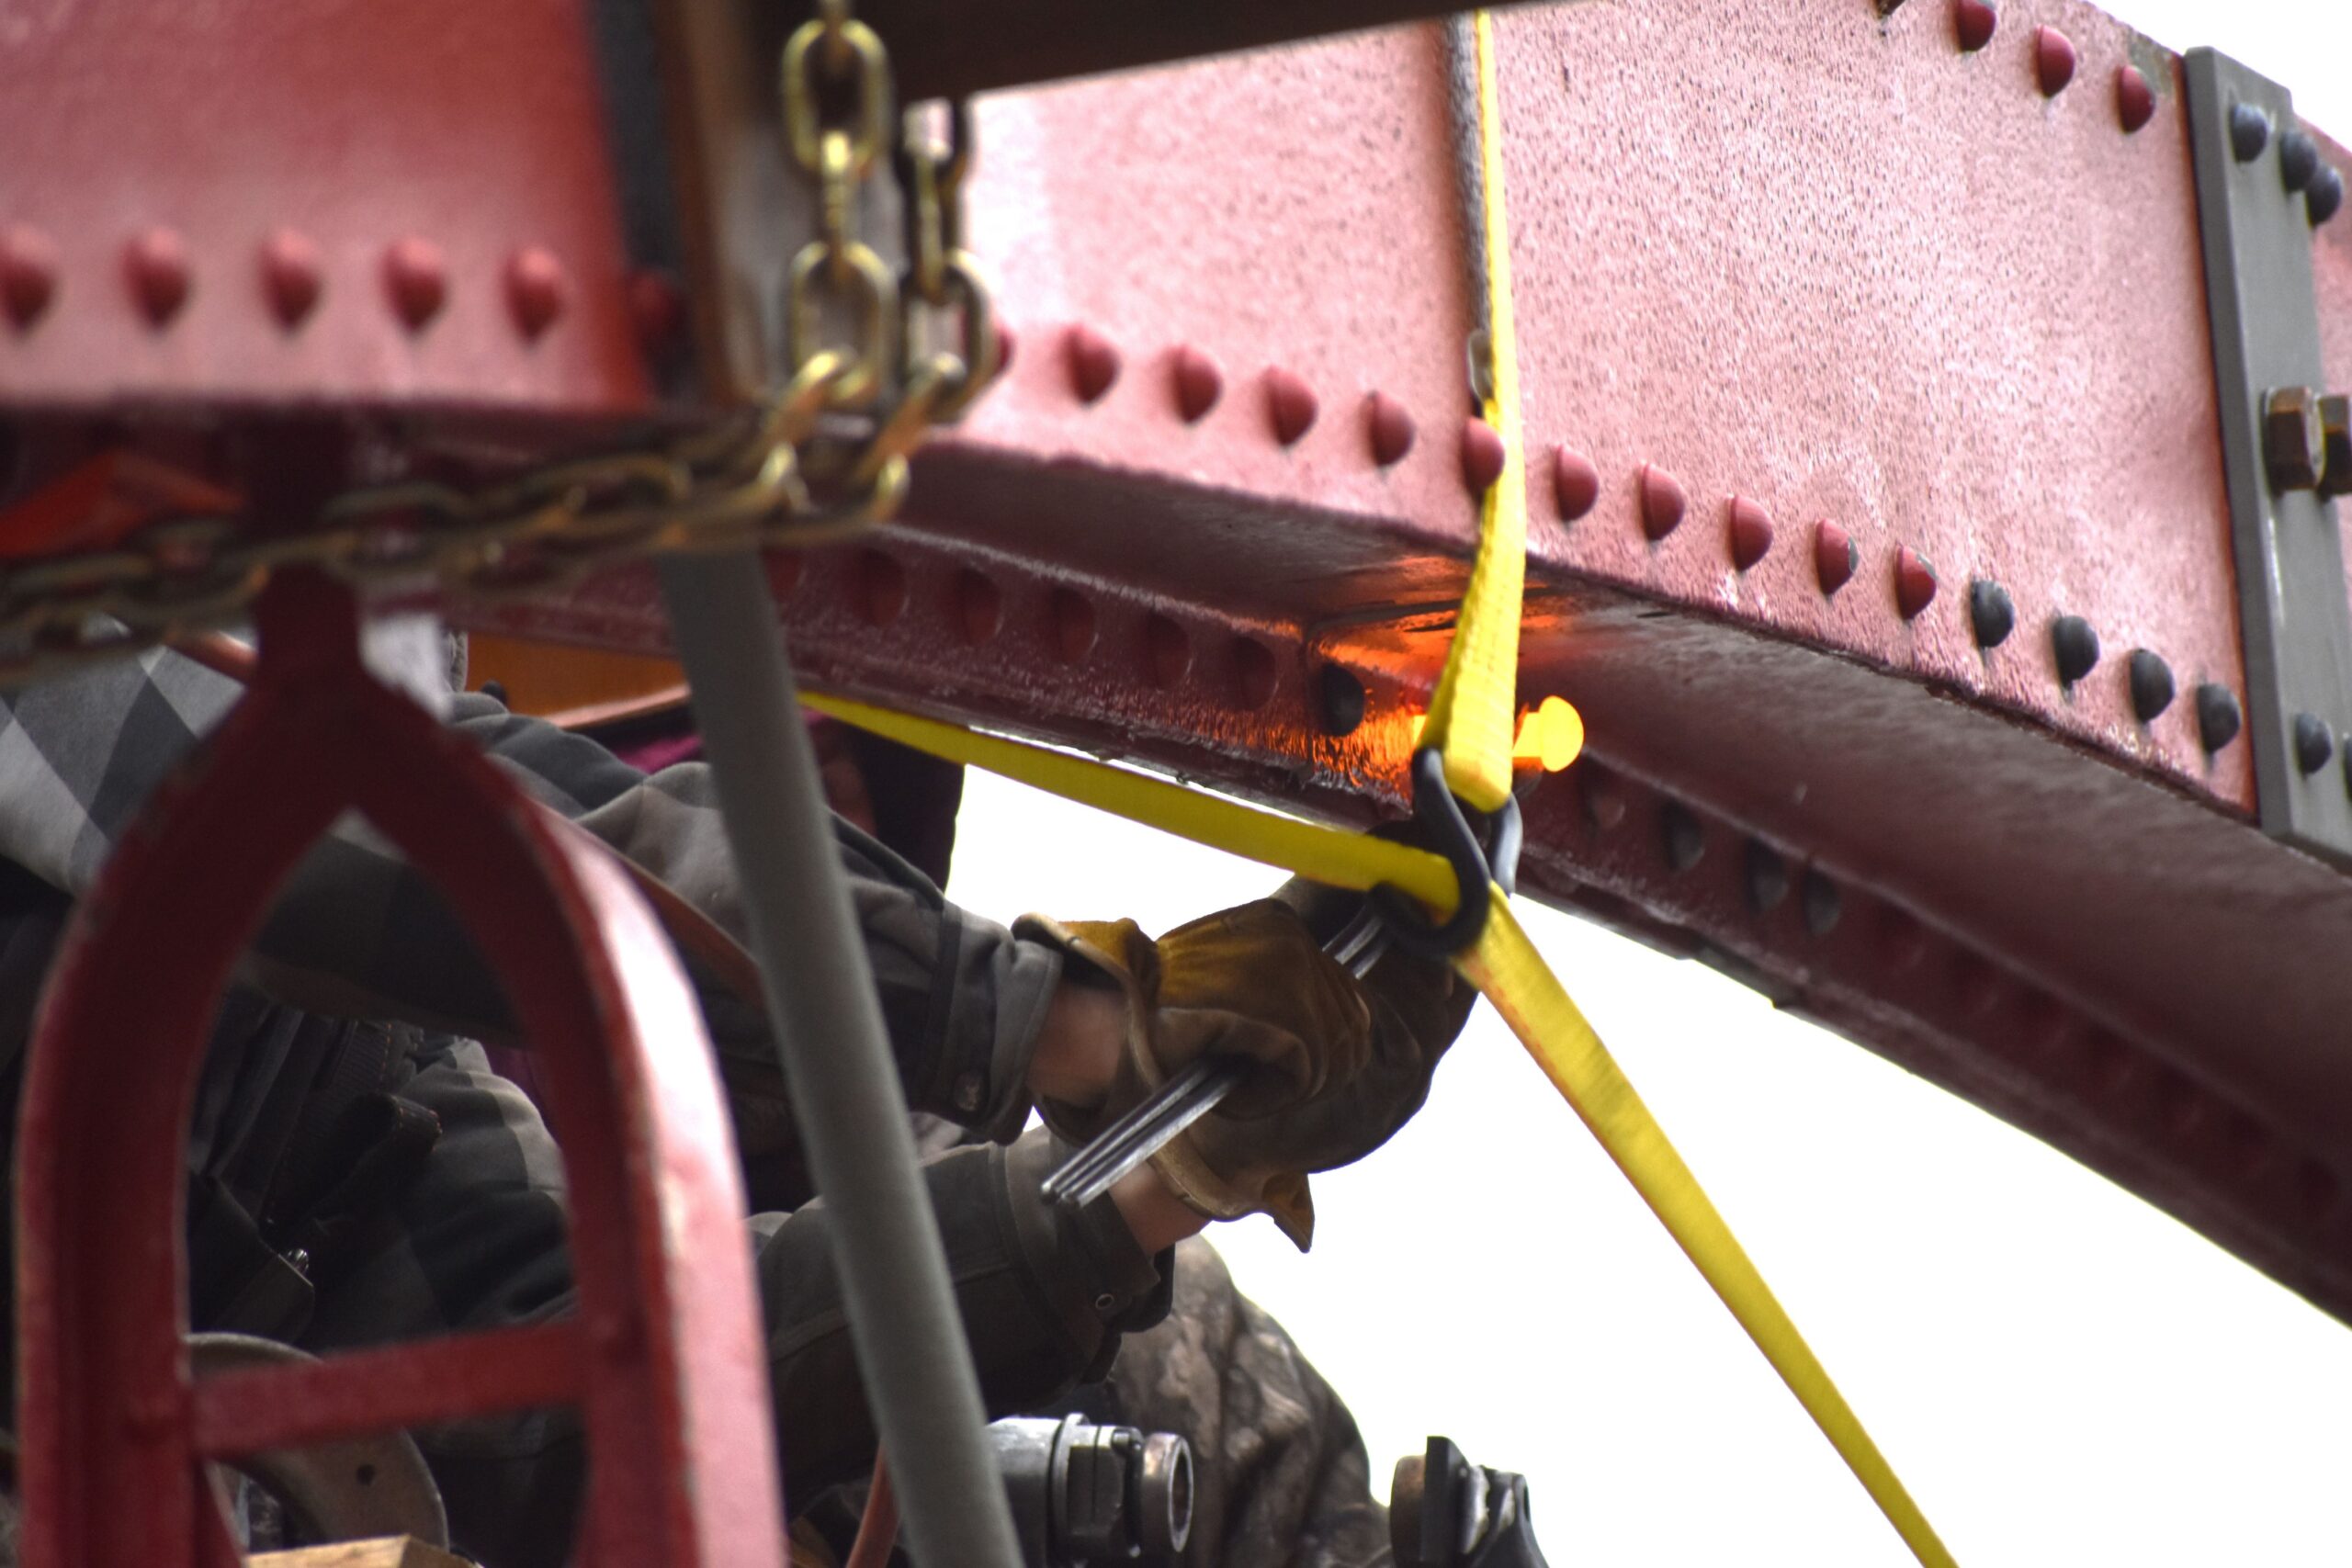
[2186, 48, 2352, 864]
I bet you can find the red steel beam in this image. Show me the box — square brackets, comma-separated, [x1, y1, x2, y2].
[1, 0, 2348, 1320]
[482, 1, 2352, 1318]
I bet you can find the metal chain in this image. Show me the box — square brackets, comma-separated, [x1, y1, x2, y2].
[0, 0, 997, 688]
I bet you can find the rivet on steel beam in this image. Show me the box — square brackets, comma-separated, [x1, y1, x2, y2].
[1659, 800, 1704, 871]
[383, 237, 448, 331]
[1637, 463, 1686, 542]
[259, 230, 323, 330]
[1263, 367, 1318, 446]
[1814, 520, 1857, 596]
[2278, 128, 2320, 192]
[1726, 497, 1773, 571]
[2228, 100, 2271, 162]
[2126, 649, 2176, 723]
[504, 246, 569, 341]
[2292, 711, 2334, 775]
[1065, 324, 1121, 403]
[1460, 417, 1505, 491]
[2263, 386, 2324, 491]
[1362, 390, 1415, 465]
[854, 550, 907, 627]
[627, 268, 685, 355]
[1553, 447, 1600, 521]
[2311, 166, 2346, 228]
[2319, 394, 2352, 499]
[1170, 344, 1223, 423]
[1230, 637, 1280, 709]
[0, 226, 59, 330]
[1317, 663, 1367, 737]
[954, 569, 1001, 646]
[1800, 869, 1841, 936]
[1894, 546, 1938, 620]
[2194, 682, 2242, 753]
[1951, 0, 1996, 53]
[1577, 761, 1627, 830]
[1049, 586, 1096, 663]
[126, 228, 191, 327]
[2032, 26, 2075, 96]
[2115, 64, 2156, 134]
[1966, 579, 2014, 649]
[1143, 614, 1192, 689]
[2051, 614, 2099, 686]
[1743, 840, 1789, 913]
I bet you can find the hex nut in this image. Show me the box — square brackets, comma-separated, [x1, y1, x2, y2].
[2265, 387, 2324, 493]
[2319, 394, 2352, 501]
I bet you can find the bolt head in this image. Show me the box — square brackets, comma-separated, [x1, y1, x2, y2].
[2293, 711, 2335, 775]
[2051, 614, 2100, 685]
[504, 246, 569, 340]
[2126, 649, 2176, 723]
[383, 237, 448, 331]
[1967, 579, 2015, 649]
[2194, 683, 2242, 753]
[2229, 100, 2271, 162]
[259, 229, 323, 329]
[125, 228, 192, 327]
[2279, 128, 2320, 192]
[2310, 165, 2346, 227]
[2265, 387, 2325, 492]
[0, 225, 59, 329]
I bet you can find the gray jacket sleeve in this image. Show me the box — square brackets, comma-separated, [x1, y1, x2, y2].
[0, 649, 1061, 1138]
[752, 1128, 1174, 1503]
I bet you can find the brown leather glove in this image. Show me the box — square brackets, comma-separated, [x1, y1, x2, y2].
[1017, 894, 1476, 1249]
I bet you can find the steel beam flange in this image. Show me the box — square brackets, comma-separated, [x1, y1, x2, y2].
[2185, 49, 2352, 864]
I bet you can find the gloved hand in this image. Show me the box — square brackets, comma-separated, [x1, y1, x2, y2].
[1017, 893, 1477, 1249]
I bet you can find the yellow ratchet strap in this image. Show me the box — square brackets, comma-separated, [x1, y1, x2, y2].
[1414, 12, 1528, 816]
[801, 15, 1953, 1562]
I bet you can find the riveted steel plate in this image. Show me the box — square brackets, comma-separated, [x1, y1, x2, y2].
[2186, 48, 2352, 865]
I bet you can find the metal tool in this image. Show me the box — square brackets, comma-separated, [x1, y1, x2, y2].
[1039, 907, 1389, 1211]
[988, 1415, 1193, 1568]
[1044, 766, 1523, 1213]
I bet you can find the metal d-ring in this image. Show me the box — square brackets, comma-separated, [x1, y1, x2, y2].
[1368, 748, 1518, 960]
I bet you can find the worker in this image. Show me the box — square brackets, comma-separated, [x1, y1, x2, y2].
[0, 619, 1476, 1568]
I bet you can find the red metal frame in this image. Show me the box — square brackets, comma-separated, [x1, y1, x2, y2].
[12, 573, 785, 1568]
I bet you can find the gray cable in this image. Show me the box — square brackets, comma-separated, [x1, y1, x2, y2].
[657, 550, 1024, 1568]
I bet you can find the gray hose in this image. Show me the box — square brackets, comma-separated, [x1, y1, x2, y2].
[657, 551, 1024, 1568]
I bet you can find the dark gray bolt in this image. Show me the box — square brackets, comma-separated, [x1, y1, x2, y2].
[2265, 386, 2325, 492]
[2320, 394, 2352, 501]
[1801, 870, 1841, 937]
[2195, 683, 2242, 752]
[1744, 840, 1790, 913]
[1967, 580, 2015, 649]
[2311, 166, 2346, 226]
[2051, 615, 2100, 686]
[2127, 649, 2176, 723]
[2230, 101, 2272, 162]
[1316, 663, 1367, 738]
[1660, 800, 1704, 871]
[2294, 712, 2335, 775]
[2279, 128, 2320, 191]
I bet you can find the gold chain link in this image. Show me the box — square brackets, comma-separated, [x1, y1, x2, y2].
[0, 0, 996, 688]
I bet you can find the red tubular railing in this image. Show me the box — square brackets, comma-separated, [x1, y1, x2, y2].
[12, 571, 786, 1568]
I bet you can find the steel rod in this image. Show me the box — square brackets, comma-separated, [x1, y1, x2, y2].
[657, 551, 1023, 1568]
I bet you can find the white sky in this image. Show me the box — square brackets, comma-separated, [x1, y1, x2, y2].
[949, 6, 2352, 1562]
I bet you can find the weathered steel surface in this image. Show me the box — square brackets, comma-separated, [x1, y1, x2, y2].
[14, 575, 785, 1568]
[0, 0, 654, 416]
[478, 0, 2352, 1318]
